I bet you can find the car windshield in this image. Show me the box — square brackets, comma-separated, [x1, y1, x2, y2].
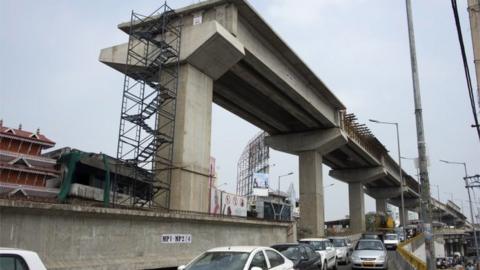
[331, 239, 346, 247]
[185, 251, 250, 270]
[274, 246, 301, 261]
[356, 241, 384, 251]
[300, 241, 326, 251]
[385, 234, 398, 240]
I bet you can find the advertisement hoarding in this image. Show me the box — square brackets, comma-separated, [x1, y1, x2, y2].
[221, 192, 247, 217]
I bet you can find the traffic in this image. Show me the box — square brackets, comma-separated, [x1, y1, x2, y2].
[177, 235, 392, 270]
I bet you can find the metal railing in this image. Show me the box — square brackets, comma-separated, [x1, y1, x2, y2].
[395, 233, 427, 270]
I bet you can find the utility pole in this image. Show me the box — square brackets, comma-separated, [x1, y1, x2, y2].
[468, 0, 480, 108]
[404, 0, 435, 268]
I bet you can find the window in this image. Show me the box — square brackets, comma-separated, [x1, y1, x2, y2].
[184, 252, 249, 270]
[299, 246, 308, 259]
[0, 255, 28, 270]
[250, 251, 267, 270]
[266, 250, 284, 268]
[299, 240, 326, 251]
[305, 246, 317, 259]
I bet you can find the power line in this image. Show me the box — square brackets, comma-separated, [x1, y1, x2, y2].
[451, 0, 480, 144]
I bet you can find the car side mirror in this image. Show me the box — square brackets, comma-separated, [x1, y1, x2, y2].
[251, 267, 263, 270]
[178, 266, 186, 270]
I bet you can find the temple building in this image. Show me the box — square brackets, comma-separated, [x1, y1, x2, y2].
[0, 120, 59, 190]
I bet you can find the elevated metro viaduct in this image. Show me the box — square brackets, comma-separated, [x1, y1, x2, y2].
[100, 0, 425, 237]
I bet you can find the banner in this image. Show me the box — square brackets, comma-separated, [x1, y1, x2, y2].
[221, 192, 247, 217]
[253, 173, 269, 188]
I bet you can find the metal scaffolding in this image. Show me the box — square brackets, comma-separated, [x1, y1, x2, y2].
[114, 3, 181, 208]
[236, 132, 270, 197]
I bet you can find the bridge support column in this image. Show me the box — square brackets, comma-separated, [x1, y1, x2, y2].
[168, 64, 213, 212]
[376, 199, 388, 213]
[299, 151, 325, 237]
[329, 167, 387, 233]
[265, 129, 348, 238]
[401, 209, 409, 226]
[349, 182, 366, 233]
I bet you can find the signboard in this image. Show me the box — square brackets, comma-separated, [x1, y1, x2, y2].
[253, 188, 269, 197]
[161, 234, 192, 244]
[253, 173, 269, 188]
[193, 12, 203, 25]
[221, 192, 247, 217]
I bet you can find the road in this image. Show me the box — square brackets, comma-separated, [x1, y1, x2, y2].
[337, 251, 398, 270]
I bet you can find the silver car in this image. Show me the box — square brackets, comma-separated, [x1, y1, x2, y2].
[350, 239, 388, 270]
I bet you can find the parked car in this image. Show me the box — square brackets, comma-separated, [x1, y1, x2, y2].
[383, 233, 399, 250]
[350, 239, 388, 270]
[298, 238, 337, 270]
[177, 246, 294, 270]
[329, 237, 351, 264]
[0, 248, 47, 270]
[271, 243, 322, 270]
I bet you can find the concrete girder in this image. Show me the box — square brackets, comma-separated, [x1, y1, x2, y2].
[329, 166, 387, 184]
[214, 82, 290, 132]
[265, 128, 348, 155]
[99, 21, 245, 80]
[389, 198, 420, 209]
[364, 187, 402, 200]
[229, 62, 320, 129]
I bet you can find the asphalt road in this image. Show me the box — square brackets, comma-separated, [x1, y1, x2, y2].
[337, 251, 398, 270]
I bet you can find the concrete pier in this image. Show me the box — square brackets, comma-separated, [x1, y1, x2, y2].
[169, 64, 213, 212]
[348, 182, 366, 233]
[299, 151, 325, 237]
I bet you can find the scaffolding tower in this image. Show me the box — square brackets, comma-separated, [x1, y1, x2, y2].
[115, 3, 181, 208]
[236, 132, 270, 197]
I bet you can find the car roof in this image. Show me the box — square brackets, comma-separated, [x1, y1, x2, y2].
[207, 246, 264, 253]
[0, 248, 36, 254]
[357, 239, 383, 242]
[299, 238, 329, 241]
[272, 243, 314, 247]
[328, 236, 348, 239]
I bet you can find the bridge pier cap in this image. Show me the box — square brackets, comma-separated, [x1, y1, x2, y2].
[99, 0, 348, 212]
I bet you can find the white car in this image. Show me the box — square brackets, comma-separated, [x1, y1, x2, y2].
[0, 248, 47, 270]
[299, 238, 337, 270]
[329, 237, 351, 264]
[178, 246, 294, 270]
[383, 234, 399, 250]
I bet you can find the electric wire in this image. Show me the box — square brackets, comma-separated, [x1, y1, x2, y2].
[451, 0, 480, 144]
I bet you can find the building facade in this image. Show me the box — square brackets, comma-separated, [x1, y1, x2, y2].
[0, 121, 59, 188]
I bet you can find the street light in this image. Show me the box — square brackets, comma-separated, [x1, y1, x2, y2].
[278, 172, 293, 193]
[440, 159, 479, 259]
[369, 119, 406, 239]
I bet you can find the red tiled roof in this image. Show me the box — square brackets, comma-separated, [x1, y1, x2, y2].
[0, 126, 55, 146]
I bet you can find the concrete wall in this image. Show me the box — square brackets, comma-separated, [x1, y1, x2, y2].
[0, 200, 290, 270]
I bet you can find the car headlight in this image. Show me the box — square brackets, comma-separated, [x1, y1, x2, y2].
[378, 255, 386, 261]
[351, 254, 360, 260]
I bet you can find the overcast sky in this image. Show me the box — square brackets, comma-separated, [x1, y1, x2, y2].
[1, 0, 478, 221]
